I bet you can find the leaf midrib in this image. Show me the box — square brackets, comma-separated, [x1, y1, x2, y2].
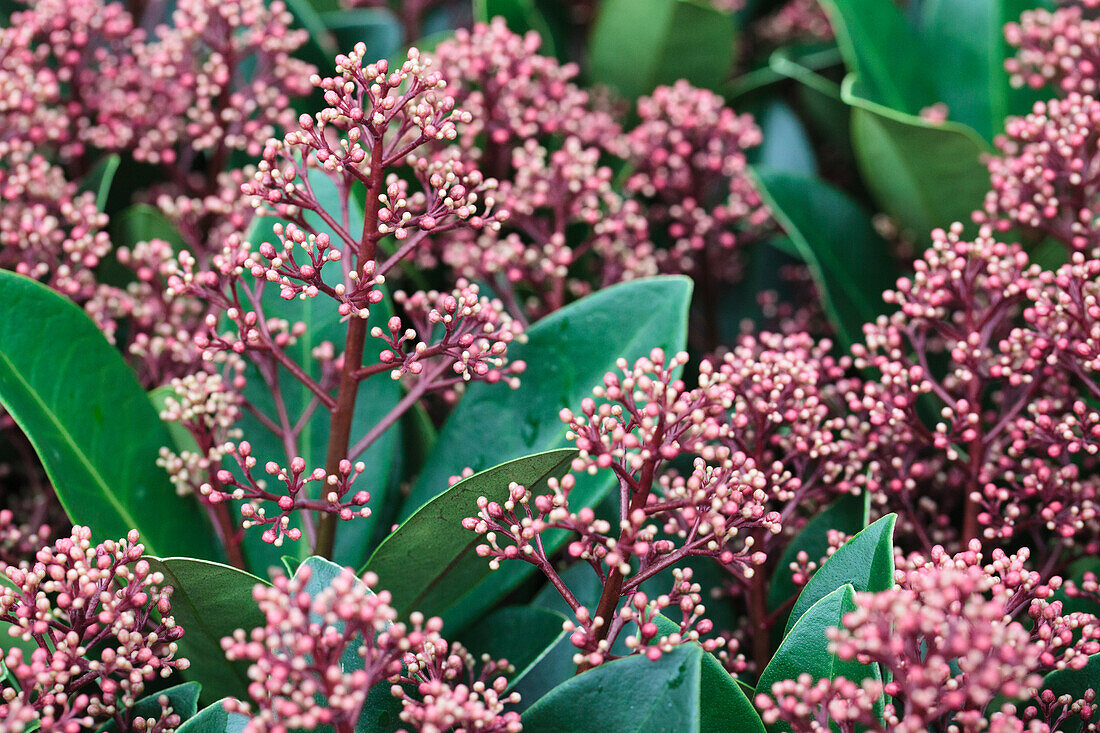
[0, 346, 151, 553]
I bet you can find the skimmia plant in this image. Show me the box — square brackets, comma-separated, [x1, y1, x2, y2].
[2, 0, 1100, 732]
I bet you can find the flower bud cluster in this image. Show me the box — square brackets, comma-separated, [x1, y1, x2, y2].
[0, 527, 188, 731]
[221, 564, 520, 732]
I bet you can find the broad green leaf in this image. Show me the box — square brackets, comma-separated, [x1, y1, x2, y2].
[364, 449, 576, 626]
[401, 276, 692, 628]
[522, 643, 766, 732]
[753, 169, 898, 347]
[457, 606, 570, 691]
[1041, 654, 1100, 733]
[175, 699, 249, 733]
[843, 76, 991, 237]
[786, 514, 896, 635]
[98, 682, 201, 732]
[322, 9, 403, 61]
[237, 170, 403, 571]
[473, 0, 557, 56]
[751, 99, 818, 176]
[112, 203, 187, 251]
[767, 492, 869, 613]
[819, 0, 934, 113]
[283, 0, 339, 71]
[404, 276, 692, 515]
[0, 271, 220, 559]
[588, 0, 736, 99]
[652, 615, 765, 733]
[144, 558, 266, 705]
[758, 585, 880, 733]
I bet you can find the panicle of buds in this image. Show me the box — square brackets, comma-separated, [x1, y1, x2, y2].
[221, 564, 520, 733]
[0, 528, 188, 731]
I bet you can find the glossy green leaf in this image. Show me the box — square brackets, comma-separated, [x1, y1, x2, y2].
[405, 276, 692, 515]
[758, 585, 880, 733]
[588, 0, 736, 98]
[144, 558, 265, 705]
[0, 271, 220, 559]
[322, 8, 403, 61]
[819, 0, 934, 113]
[522, 643, 766, 733]
[175, 699, 249, 733]
[767, 492, 869, 613]
[457, 606, 570, 691]
[1041, 653, 1100, 733]
[365, 449, 575, 626]
[237, 170, 403, 571]
[753, 169, 898, 347]
[843, 76, 991, 236]
[652, 616, 765, 733]
[402, 277, 692, 628]
[786, 514, 896, 635]
[751, 99, 818, 176]
[98, 682, 201, 732]
[918, 0, 1038, 141]
[112, 203, 187, 251]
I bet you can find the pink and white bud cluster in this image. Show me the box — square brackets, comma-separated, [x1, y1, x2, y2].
[616, 81, 774, 281]
[0, 142, 111, 305]
[829, 565, 1042, 732]
[756, 674, 885, 733]
[380, 282, 526, 387]
[980, 94, 1100, 252]
[0, 527, 188, 731]
[156, 372, 244, 496]
[435, 136, 659, 318]
[0, 508, 51, 573]
[756, 0, 835, 45]
[203, 442, 371, 546]
[221, 564, 520, 733]
[1006, 1, 1100, 95]
[430, 19, 621, 163]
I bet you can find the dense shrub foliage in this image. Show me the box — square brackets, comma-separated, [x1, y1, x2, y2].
[1, 0, 1100, 731]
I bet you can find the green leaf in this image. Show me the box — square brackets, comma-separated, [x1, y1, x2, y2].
[364, 449, 576, 625]
[786, 514, 896, 635]
[457, 606, 570, 691]
[751, 99, 818, 176]
[588, 0, 736, 99]
[752, 169, 898, 347]
[819, 0, 934, 113]
[144, 558, 266, 705]
[758, 585, 880, 733]
[401, 276, 692, 627]
[652, 616, 765, 733]
[0, 271, 220, 559]
[1041, 654, 1100, 733]
[175, 699, 249, 733]
[521, 643, 766, 733]
[112, 203, 187, 251]
[81, 154, 121, 212]
[767, 492, 869, 613]
[98, 682, 201, 732]
[237, 170, 403, 571]
[321, 9, 403, 61]
[843, 75, 991, 237]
